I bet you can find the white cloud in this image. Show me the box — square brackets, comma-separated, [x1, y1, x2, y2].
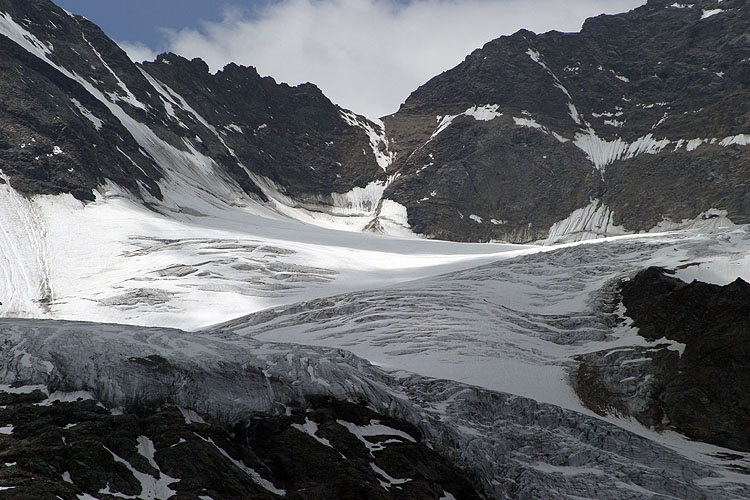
[161, 0, 645, 119]
[118, 40, 158, 63]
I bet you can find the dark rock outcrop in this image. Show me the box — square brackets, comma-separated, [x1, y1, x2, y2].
[0, 0, 385, 208]
[383, 0, 750, 241]
[576, 267, 750, 452]
[0, 391, 481, 500]
[140, 55, 387, 202]
[0, 0, 163, 200]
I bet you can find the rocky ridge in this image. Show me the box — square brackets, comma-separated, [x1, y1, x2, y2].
[0, 0, 748, 242]
[0, 0, 390, 221]
[576, 266, 750, 452]
[382, 0, 750, 242]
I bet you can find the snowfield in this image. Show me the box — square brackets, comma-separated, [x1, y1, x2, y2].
[0, 183, 529, 329]
[1, 178, 750, 498]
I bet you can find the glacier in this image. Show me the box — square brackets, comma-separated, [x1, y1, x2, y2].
[1, 3, 750, 498]
[2, 185, 750, 498]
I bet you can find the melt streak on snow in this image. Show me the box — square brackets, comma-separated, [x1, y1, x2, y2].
[0, 175, 50, 318]
[543, 199, 627, 244]
[543, 201, 736, 245]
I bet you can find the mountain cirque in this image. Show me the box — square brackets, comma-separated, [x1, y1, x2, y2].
[1, 0, 750, 499]
[0, 0, 748, 242]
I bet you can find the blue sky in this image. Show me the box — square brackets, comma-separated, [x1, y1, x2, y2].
[55, 1, 245, 50]
[54, 0, 645, 118]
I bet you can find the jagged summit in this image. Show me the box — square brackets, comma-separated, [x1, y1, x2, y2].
[382, 0, 749, 242]
[1, 0, 748, 243]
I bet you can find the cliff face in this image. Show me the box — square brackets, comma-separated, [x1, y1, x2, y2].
[0, 0, 388, 217]
[383, 0, 750, 242]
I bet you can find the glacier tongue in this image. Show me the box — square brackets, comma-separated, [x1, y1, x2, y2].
[1, 315, 749, 499]
[0, 318, 409, 422]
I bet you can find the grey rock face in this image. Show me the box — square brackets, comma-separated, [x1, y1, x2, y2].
[2, 0, 748, 242]
[0, 0, 162, 200]
[0, 0, 386, 208]
[576, 266, 750, 452]
[140, 55, 388, 203]
[382, 0, 750, 242]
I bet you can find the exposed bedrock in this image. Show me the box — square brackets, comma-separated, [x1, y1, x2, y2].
[576, 266, 750, 452]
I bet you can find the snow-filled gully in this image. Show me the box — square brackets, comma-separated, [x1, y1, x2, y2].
[0, 179, 50, 317]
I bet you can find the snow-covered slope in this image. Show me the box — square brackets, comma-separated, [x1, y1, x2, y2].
[211, 227, 750, 407]
[3, 229, 750, 499]
[0, 183, 527, 329]
[3, 174, 750, 498]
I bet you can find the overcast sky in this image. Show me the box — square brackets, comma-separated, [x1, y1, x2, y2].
[56, 0, 646, 119]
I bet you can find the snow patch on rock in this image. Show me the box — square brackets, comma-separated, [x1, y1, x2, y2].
[340, 110, 394, 171]
[572, 129, 748, 173]
[0, 12, 53, 59]
[196, 435, 286, 496]
[718, 134, 750, 147]
[101, 440, 178, 500]
[543, 199, 627, 244]
[370, 462, 411, 489]
[545, 204, 738, 246]
[701, 8, 725, 19]
[513, 115, 570, 143]
[291, 417, 333, 448]
[573, 130, 671, 173]
[70, 98, 104, 130]
[464, 104, 502, 121]
[431, 105, 502, 139]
